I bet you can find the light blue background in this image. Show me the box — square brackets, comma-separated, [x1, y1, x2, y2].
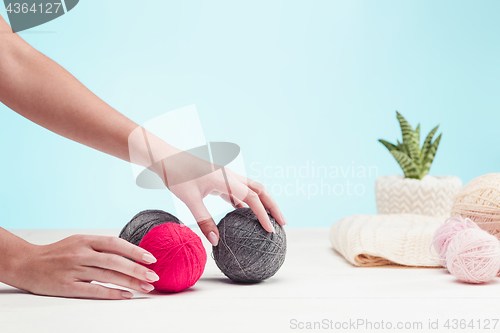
[1, 0, 499, 229]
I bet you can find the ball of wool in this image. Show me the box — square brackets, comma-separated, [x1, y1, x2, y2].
[119, 210, 182, 246]
[139, 223, 207, 292]
[451, 173, 500, 239]
[432, 216, 480, 265]
[446, 228, 500, 284]
[213, 208, 286, 283]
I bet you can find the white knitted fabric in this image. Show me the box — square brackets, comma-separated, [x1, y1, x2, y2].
[330, 214, 446, 267]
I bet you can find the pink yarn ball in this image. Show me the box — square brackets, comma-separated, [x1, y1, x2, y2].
[446, 228, 500, 284]
[432, 216, 480, 265]
[139, 223, 207, 293]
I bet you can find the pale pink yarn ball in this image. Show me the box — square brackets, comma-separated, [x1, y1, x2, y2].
[446, 228, 500, 284]
[432, 216, 480, 265]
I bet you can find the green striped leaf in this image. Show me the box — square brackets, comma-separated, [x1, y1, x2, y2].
[396, 140, 404, 152]
[378, 139, 398, 152]
[421, 125, 439, 163]
[396, 111, 414, 146]
[414, 123, 422, 171]
[396, 111, 421, 162]
[421, 133, 442, 176]
[390, 150, 421, 179]
[397, 140, 410, 156]
[408, 133, 421, 163]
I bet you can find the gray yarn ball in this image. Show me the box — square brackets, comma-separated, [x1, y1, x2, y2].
[119, 210, 182, 246]
[213, 208, 286, 283]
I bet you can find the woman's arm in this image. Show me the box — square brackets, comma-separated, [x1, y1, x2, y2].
[0, 15, 136, 161]
[0, 13, 286, 299]
[0, 14, 285, 240]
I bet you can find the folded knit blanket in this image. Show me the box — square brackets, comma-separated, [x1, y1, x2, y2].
[330, 214, 446, 267]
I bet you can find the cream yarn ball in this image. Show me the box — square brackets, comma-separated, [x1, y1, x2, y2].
[451, 173, 500, 239]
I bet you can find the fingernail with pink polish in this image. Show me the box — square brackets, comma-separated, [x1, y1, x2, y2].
[141, 281, 154, 292]
[208, 231, 219, 246]
[121, 291, 133, 299]
[142, 253, 157, 264]
[145, 270, 159, 282]
[281, 214, 287, 225]
[269, 222, 275, 233]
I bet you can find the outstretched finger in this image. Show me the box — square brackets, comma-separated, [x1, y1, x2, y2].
[185, 198, 219, 246]
[88, 252, 160, 284]
[79, 267, 154, 294]
[244, 178, 286, 226]
[220, 193, 246, 209]
[70, 282, 133, 300]
[228, 181, 274, 233]
[89, 236, 157, 265]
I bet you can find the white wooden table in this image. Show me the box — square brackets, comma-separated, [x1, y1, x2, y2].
[1, 228, 499, 333]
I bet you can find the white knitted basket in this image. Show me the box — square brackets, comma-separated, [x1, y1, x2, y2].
[375, 175, 462, 217]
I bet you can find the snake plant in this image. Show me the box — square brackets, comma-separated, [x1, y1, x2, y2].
[379, 111, 442, 180]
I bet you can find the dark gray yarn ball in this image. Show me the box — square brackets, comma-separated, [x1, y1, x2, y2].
[119, 210, 182, 246]
[213, 208, 286, 283]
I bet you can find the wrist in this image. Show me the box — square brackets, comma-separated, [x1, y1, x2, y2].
[128, 127, 182, 186]
[0, 237, 37, 290]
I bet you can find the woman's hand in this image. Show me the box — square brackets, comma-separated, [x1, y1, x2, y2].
[154, 149, 287, 246]
[14, 235, 159, 300]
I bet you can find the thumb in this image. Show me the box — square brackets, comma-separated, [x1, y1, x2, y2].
[185, 199, 219, 246]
